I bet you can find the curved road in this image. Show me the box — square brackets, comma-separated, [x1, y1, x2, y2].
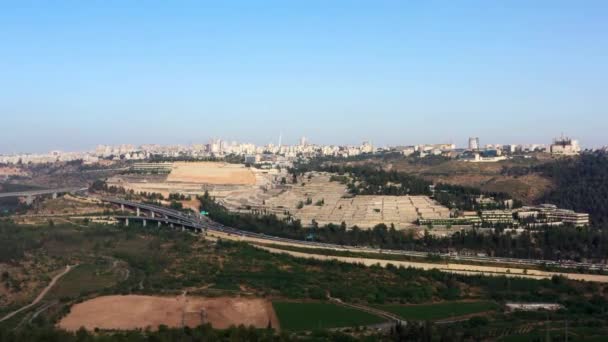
[0, 265, 76, 323]
[251, 245, 608, 283]
[97, 196, 608, 273]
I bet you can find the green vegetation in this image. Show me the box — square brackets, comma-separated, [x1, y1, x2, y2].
[3, 219, 608, 340]
[200, 192, 608, 261]
[47, 262, 123, 300]
[314, 164, 432, 196]
[0, 324, 291, 342]
[0, 183, 43, 193]
[538, 151, 608, 227]
[293, 163, 516, 210]
[272, 301, 385, 331]
[379, 301, 498, 321]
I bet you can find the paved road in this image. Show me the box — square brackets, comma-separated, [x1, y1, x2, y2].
[250, 244, 608, 283]
[97, 196, 608, 273]
[0, 265, 76, 323]
[0, 187, 87, 198]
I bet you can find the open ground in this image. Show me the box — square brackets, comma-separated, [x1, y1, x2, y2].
[167, 162, 256, 185]
[110, 164, 451, 229]
[107, 162, 275, 199]
[58, 295, 279, 331]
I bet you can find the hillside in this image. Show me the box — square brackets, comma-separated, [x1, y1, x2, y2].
[538, 152, 608, 227]
[387, 156, 554, 204]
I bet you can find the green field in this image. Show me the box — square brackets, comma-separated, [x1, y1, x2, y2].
[379, 301, 498, 321]
[47, 262, 122, 300]
[272, 301, 386, 331]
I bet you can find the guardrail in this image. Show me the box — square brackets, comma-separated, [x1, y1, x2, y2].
[96, 196, 608, 272]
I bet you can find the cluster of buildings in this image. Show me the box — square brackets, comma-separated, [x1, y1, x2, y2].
[455, 135, 580, 162]
[387, 135, 580, 163]
[0, 150, 100, 165]
[96, 139, 373, 160]
[0, 134, 585, 166]
[420, 204, 589, 229]
[549, 135, 581, 156]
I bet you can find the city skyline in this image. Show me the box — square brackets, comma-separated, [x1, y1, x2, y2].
[0, 134, 576, 156]
[1, 1, 607, 153]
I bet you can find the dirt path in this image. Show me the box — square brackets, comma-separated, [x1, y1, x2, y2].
[253, 245, 608, 283]
[0, 265, 76, 323]
[327, 293, 402, 323]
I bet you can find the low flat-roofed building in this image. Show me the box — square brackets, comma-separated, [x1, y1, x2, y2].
[418, 217, 480, 226]
[481, 210, 515, 224]
[505, 303, 563, 312]
[517, 204, 589, 227]
[548, 209, 589, 227]
[130, 162, 173, 173]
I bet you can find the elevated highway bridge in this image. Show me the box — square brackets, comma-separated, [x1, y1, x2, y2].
[0, 187, 87, 204]
[96, 196, 608, 273]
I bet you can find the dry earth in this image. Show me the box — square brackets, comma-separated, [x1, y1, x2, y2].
[0, 167, 26, 177]
[167, 162, 256, 185]
[58, 295, 279, 331]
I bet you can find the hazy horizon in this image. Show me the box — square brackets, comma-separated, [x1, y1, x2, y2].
[1, 1, 607, 153]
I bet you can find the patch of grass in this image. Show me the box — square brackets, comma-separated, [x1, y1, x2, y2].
[272, 301, 385, 331]
[0, 183, 44, 193]
[47, 263, 121, 300]
[379, 301, 498, 321]
[211, 276, 240, 291]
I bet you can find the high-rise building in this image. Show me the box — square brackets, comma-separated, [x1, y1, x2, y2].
[550, 135, 580, 155]
[299, 136, 307, 146]
[468, 137, 480, 150]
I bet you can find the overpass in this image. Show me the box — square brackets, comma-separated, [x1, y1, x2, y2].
[99, 197, 207, 233]
[113, 216, 205, 233]
[96, 196, 608, 272]
[0, 187, 87, 204]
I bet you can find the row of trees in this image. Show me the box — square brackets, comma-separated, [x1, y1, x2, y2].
[313, 164, 433, 196]
[290, 163, 516, 211]
[499, 151, 608, 228]
[199, 193, 608, 261]
[537, 151, 608, 228]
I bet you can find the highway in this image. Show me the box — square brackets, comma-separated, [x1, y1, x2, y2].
[97, 196, 608, 273]
[0, 187, 87, 198]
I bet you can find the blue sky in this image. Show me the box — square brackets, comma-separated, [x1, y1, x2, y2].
[1, 1, 606, 153]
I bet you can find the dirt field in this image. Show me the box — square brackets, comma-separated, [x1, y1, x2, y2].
[167, 162, 256, 185]
[0, 166, 25, 177]
[58, 295, 279, 331]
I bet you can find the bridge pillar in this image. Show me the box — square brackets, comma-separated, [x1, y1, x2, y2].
[157, 221, 161, 228]
[136, 207, 140, 216]
[25, 195, 34, 205]
[170, 223, 174, 229]
[143, 219, 147, 227]
[181, 225, 185, 232]
[120, 204, 125, 212]
[52, 192, 57, 199]
[150, 211, 155, 218]
[125, 218, 129, 227]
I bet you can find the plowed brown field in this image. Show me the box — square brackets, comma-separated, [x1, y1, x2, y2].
[58, 295, 279, 331]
